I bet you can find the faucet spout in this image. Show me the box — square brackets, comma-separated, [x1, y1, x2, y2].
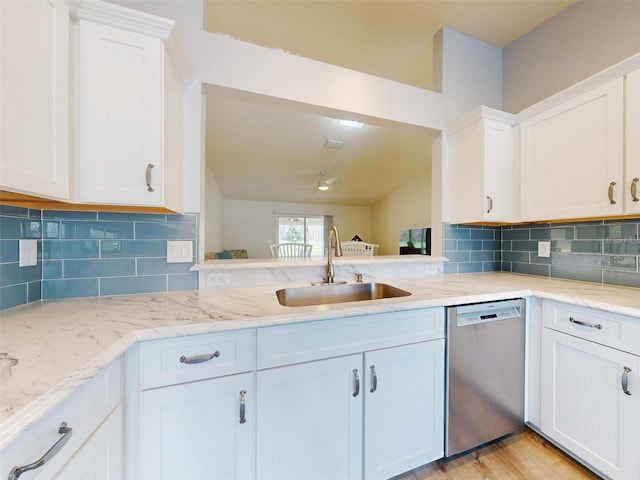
[326, 226, 344, 284]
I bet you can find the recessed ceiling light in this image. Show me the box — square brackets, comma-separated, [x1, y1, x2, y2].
[325, 139, 345, 149]
[337, 119, 364, 128]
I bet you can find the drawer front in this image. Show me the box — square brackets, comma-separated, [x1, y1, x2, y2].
[139, 330, 255, 389]
[543, 300, 640, 355]
[0, 358, 121, 480]
[257, 308, 445, 369]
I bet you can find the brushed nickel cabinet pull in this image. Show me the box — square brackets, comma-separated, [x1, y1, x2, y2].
[179, 350, 220, 365]
[569, 317, 602, 329]
[9, 422, 73, 480]
[621, 367, 632, 396]
[353, 369, 360, 397]
[631, 177, 639, 202]
[486, 196, 493, 214]
[608, 181, 616, 204]
[239, 390, 247, 423]
[369, 365, 378, 393]
[146, 163, 155, 192]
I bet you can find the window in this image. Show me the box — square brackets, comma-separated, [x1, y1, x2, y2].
[276, 215, 331, 257]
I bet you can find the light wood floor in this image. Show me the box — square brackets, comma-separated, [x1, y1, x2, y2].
[394, 428, 602, 480]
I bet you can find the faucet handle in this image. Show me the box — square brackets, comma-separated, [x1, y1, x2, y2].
[354, 273, 363, 283]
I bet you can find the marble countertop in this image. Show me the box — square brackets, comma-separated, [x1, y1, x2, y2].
[2, 272, 640, 443]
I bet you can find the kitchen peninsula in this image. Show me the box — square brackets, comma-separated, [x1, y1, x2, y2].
[2, 271, 640, 478]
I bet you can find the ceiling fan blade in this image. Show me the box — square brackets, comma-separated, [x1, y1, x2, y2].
[325, 176, 338, 184]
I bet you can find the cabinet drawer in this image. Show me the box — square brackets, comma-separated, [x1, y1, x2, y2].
[257, 308, 445, 369]
[543, 300, 640, 355]
[139, 330, 255, 389]
[0, 358, 121, 480]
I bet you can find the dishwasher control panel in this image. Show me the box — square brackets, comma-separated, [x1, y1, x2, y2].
[454, 298, 523, 326]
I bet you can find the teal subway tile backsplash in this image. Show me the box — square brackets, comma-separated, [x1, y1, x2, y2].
[63, 258, 136, 278]
[445, 219, 640, 288]
[1, 207, 199, 310]
[500, 219, 640, 288]
[100, 275, 168, 296]
[0, 206, 42, 309]
[43, 278, 99, 299]
[443, 224, 502, 274]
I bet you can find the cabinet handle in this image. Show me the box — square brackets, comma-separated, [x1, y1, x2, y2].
[369, 365, 377, 393]
[179, 350, 220, 365]
[631, 177, 639, 202]
[239, 390, 247, 424]
[621, 367, 632, 396]
[353, 369, 360, 397]
[486, 196, 493, 214]
[146, 163, 155, 192]
[569, 317, 602, 330]
[9, 422, 73, 480]
[608, 181, 616, 204]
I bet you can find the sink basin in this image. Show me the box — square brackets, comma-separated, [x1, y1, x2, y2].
[276, 282, 411, 307]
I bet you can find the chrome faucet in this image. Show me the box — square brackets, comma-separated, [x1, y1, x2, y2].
[325, 226, 345, 284]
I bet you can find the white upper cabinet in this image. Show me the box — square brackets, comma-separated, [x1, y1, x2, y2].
[0, 0, 70, 200]
[445, 106, 518, 224]
[74, 1, 185, 211]
[625, 68, 640, 214]
[519, 78, 625, 221]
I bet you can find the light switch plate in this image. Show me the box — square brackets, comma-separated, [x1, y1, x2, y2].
[167, 240, 193, 263]
[19, 239, 38, 267]
[537, 241, 551, 258]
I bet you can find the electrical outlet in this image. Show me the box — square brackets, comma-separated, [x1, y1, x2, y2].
[206, 272, 229, 287]
[19, 239, 38, 267]
[537, 241, 551, 258]
[167, 241, 193, 263]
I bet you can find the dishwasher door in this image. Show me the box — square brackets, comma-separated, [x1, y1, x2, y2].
[445, 298, 525, 457]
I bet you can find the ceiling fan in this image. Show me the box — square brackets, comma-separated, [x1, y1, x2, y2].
[317, 171, 338, 191]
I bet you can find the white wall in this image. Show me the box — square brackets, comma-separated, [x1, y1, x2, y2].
[503, 0, 640, 113]
[203, 161, 224, 254]
[222, 199, 371, 258]
[371, 170, 432, 255]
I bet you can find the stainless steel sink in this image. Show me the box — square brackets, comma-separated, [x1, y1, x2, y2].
[275, 282, 411, 307]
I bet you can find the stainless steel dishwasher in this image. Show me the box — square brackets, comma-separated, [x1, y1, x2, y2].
[445, 298, 525, 457]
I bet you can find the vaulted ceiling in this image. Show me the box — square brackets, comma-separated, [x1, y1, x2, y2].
[204, 1, 577, 206]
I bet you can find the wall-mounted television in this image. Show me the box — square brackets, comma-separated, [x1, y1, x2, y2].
[399, 227, 431, 255]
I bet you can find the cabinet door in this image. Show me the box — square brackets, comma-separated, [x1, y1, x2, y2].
[256, 355, 363, 480]
[483, 119, 516, 222]
[625, 69, 640, 214]
[541, 328, 640, 480]
[53, 406, 122, 480]
[0, 0, 69, 199]
[76, 20, 163, 206]
[364, 340, 445, 480]
[140, 372, 254, 480]
[520, 78, 624, 221]
[446, 108, 516, 223]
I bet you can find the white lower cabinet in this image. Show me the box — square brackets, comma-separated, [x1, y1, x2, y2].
[541, 327, 640, 479]
[53, 406, 123, 480]
[363, 341, 445, 480]
[0, 359, 122, 480]
[256, 355, 363, 480]
[256, 341, 445, 480]
[135, 330, 256, 480]
[256, 308, 445, 480]
[139, 372, 254, 479]
[134, 309, 445, 480]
